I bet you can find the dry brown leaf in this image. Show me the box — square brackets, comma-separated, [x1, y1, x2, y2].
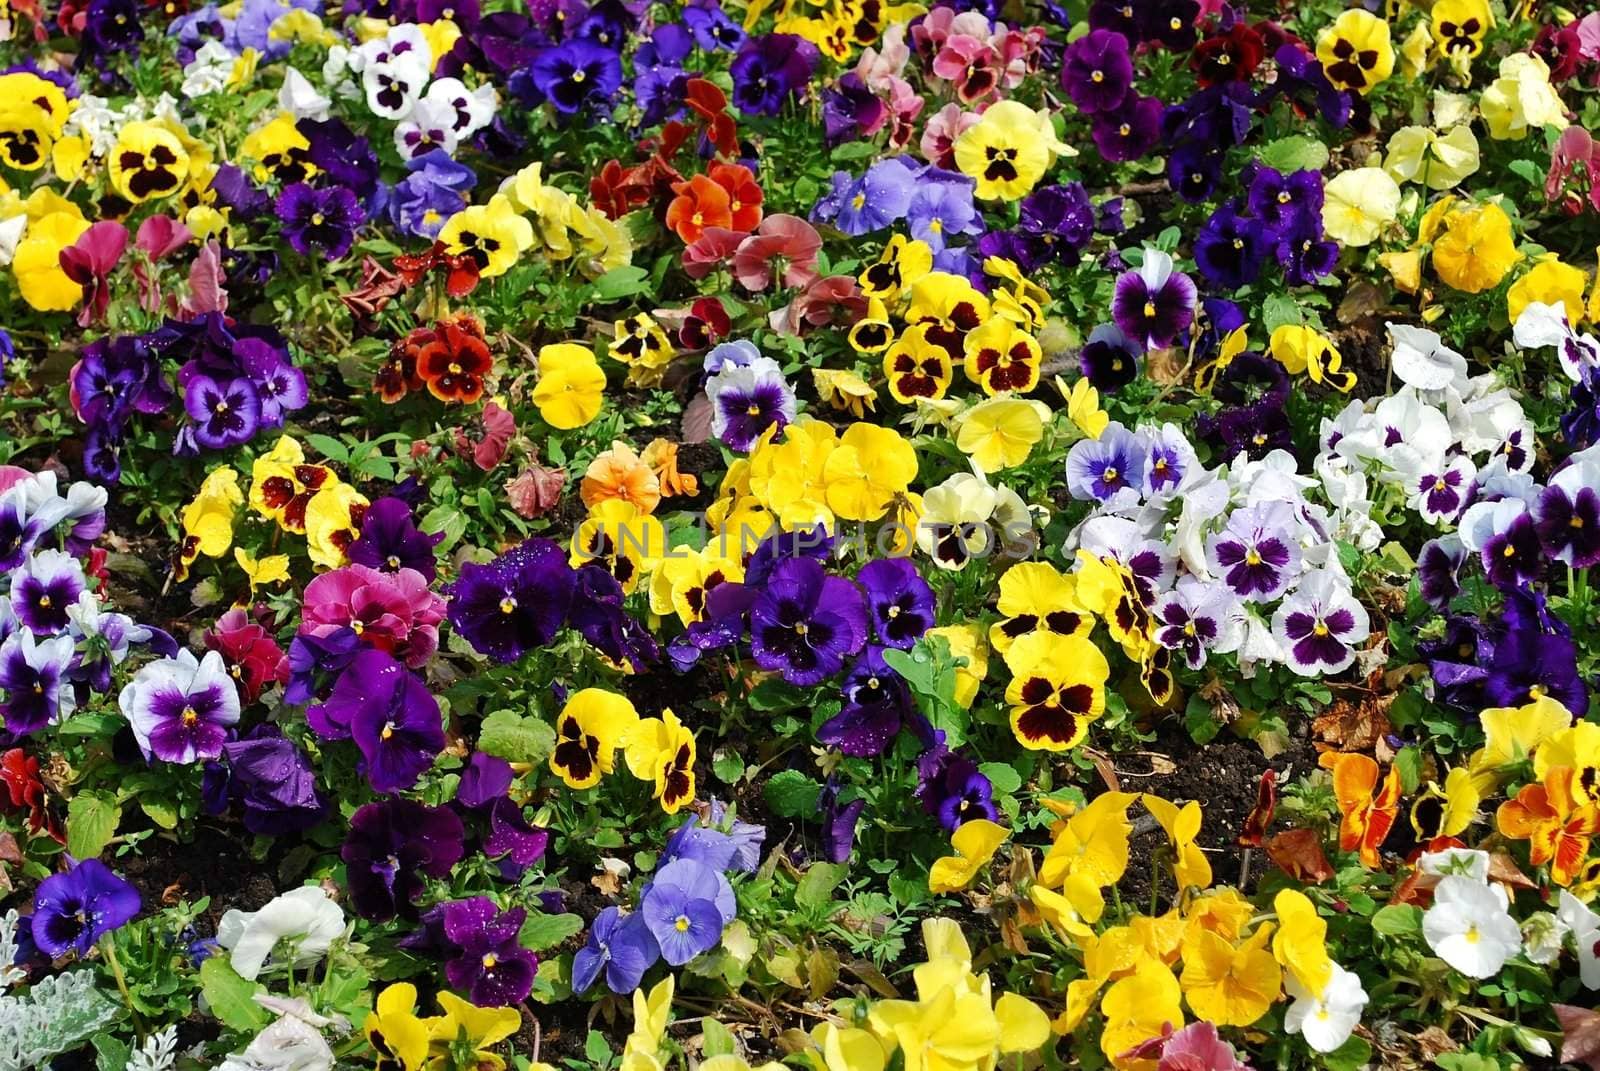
[1312, 692, 1394, 752]
[1558, 1004, 1600, 1071]
[1265, 828, 1334, 884]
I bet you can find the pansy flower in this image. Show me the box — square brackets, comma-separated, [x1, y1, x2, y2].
[1066, 423, 1145, 508]
[407, 315, 494, 405]
[437, 195, 533, 279]
[1002, 630, 1110, 751]
[883, 324, 954, 403]
[961, 319, 1041, 395]
[119, 649, 241, 764]
[749, 556, 868, 686]
[1496, 766, 1600, 886]
[572, 905, 658, 995]
[1320, 752, 1401, 867]
[1535, 456, 1600, 568]
[1205, 503, 1303, 602]
[276, 182, 364, 260]
[249, 436, 336, 534]
[1111, 250, 1197, 351]
[1154, 577, 1245, 670]
[1406, 455, 1476, 525]
[109, 120, 190, 203]
[1315, 9, 1395, 95]
[309, 648, 444, 794]
[1271, 569, 1370, 677]
[32, 859, 140, 958]
[441, 898, 537, 1007]
[342, 799, 465, 921]
[819, 645, 919, 757]
[989, 562, 1091, 657]
[448, 537, 576, 664]
[0, 630, 77, 735]
[707, 356, 796, 453]
[624, 708, 697, 814]
[12, 548, 86, 635]
[550, 687, 639, 789]
[857, 557, 935, 649]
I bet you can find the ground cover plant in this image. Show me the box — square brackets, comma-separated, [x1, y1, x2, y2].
[2, 0, 1600, 1068]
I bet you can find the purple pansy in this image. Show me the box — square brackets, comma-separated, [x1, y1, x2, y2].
[442, 898, 538, 1007]
[857, 557, 935, 650]
[707, 356, 795, 453]
[749, 557, 868, 686]
[184, 374, 262, 450]
[308, 648, 444, 794]
[1417, 535, 1465, 611]
[1111, 249, 1197, 351]
[1409, 456, 1476, 526]
[640, 857, 732, 966]
[0, 630, 76, 734]
[572, 906, 659, 994]
[347, 497, 444, 580]
[818, 646, 917, 757]
[276, 182, 365, 259]
[32, 859, 140, 958]
[1535, 458, 1600, 568]
[11, 549, 86, 635]
[447, 538, 576, 664]
[342, 799, 465, 921]
[915, 737, 998, 832]
[1154, 577, 1245, 670]
[1061, 28, 1133, 113]
[1065, 422, 1145, 508]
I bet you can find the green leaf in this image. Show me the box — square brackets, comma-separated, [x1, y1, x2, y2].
[585, 1030, 613, 1065]
[1259, 135, 1330, 173]
[139, 795, 180, 830]
[1370, 904, 1422, 937]
[200, 957, 271, 1032]
[1394, 746, 1422, 794]
[977, 762, 1022, 796]
[1261, 293, 1303, 333]
[1321, 1036, 1372, 1071]
[712, 748, 744, 784]
[518, 912, 585, 951]
[302, 434, 349, 463]
[418, 505, 468, 552]
[763, 770, 822, 818]
[91, 1031, 131, 1071]
[795, 862, 848, 909]
[477, 710, 556, 764]
[66, 792, 121, 861]
[701, 1019, 736, 1059]
[590, 265, 650, 301]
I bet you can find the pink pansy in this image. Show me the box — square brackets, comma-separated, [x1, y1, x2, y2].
[912, 7, 991, 59]
[933, 36, 1001, 103]
[772, 274, 867, 336]
[454, 400, 516, 471]
[1575, 11, 1600, 58]
[886, 78, 925, 149]
[855, 23, 910, 91]
[1547, 126, 1600, 214]
[921, 103, 980, 170]
[131, 215, 193, 313]
[59, 221, 128, 328]
[1121, 1022, 1252, 1071]
[506, 465, 566, 518]
[179, 239, 229, 318]
[682, 226, 747, 280]
[302, 565, 445, 668]
[732, 214, 821, 292]
[0, 466, 32, 495]
[992, 26, 1045, 89]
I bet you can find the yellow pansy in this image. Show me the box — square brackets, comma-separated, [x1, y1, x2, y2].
[438, 195, 534, 278]
[1064, 376, 1109, 439]
[798, 1023, 889, 1071]
[608, 312, 675, 388]
[954, 397, 1047, 474]
[1399, 21, 1435, 79]
[109, 120, 190, 204]
[748, 419, 839, 530]
[235, 548, 291, 596]
[14, 209, 89, 311]
[1269, 324, 1356, 391]
[239, 113, 316, 186]
[1469, 695, 1573, 790]
[994, 991, 1052, 1054]
[858, 234, 933, 302]
[649, 542, 744, 627]
[821, 423, 917, 522]
[1101, 959, 1184, 1069]
[532, 342, 606, 429]
[1029, 876, 1104, 942]
[429, 992, 520, 1070]
[50, 133, 90, 183]
[812, 367, 878, 418]
[925, 625, 987, 709]
[1432, 0, 1491, 59]
[1535, 721, 1600, 786]
[623, 707, 697, 814]
[569, 499, 666, 594]
[1315, 9, 1394, 94]
[1321, 167, 1400, 247]
[1508, 257, 1588, 325]
[364, 983, 436, 1071]
[1480, 53, 1566, 140]
[419, 18, 461, 66]
[1178, 923, 1281, 1027]
[305, 481, 369, 571]
[929, 818, 1008, 894]
[1384, 125, 1479, 190]
[176, 468, 244, 580]
[1141, 794, 1212, 891]
[1432, 201, 1521, 293]
[1410, 765, 1482, 839]
[1040, 791, 1137, 889]
[954, 100, 1066, 201]
[989, 561, 1092, 656]
[549, 688, 639, 789]
[1271, 889, 1333, 993]
[622, 975, 674, 1068]
[869, 986, 1000, 1069]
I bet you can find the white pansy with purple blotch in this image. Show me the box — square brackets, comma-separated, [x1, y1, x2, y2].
[1404, 453, 1476, 526]
[1154, 576, 1244, 670]
[119, 649, 241, 764]
[1065, 422, 1145, 510]
[1205, 501, 1302, 602]
[11, 549, 87, 636]
[1270, 568, 1370, 677]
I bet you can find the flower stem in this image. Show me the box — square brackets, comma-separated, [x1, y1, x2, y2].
[99, 933, 146, 1037]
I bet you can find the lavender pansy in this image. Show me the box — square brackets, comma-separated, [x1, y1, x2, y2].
[119, 649, 241, 764]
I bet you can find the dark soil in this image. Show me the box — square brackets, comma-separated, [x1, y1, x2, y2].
[1114, 714, 1319, 901]
[118, 820, 286, 932]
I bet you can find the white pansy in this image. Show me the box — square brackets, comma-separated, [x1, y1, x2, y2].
[279, 67, 331, 121]
[1387, 323, 1468, 391]
[182, 40, 238, 98]
[1422, 875, 1521, 978]
[1284, 962, 1368, 1053]
[1557, 890, 1600, 989]
[216, 886, 346, 981]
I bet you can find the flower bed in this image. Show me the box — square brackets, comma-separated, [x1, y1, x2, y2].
[1, 0, 1599, 1069]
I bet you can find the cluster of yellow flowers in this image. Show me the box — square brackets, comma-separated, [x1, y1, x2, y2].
[437, 161, 631, 282]
[932, 793, 1365, 1068]
[177, 435, 365, 587]
[546, 688, 698, 814]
